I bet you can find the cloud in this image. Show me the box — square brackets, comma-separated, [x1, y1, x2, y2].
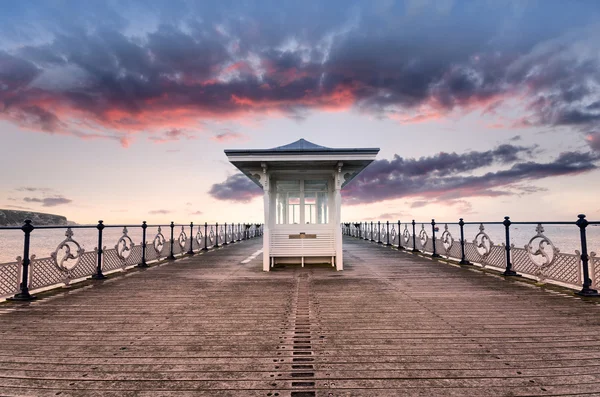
[365, 212, 407, 221]
[211, 129, 248, 143]
[587, 133, 600, 152]
[0, 3, 598, 146]
[190, 210, 203, 215]
[410, 201, 429, 208]
[4, 205, 32, 210]
[23, 196, 72, 207]
[148, 129, 196, 144]
[209, 173, 262, 203]
[148, 209, 171, 214]
[207, 143, 595, 206]
[343, 147, 599, 205]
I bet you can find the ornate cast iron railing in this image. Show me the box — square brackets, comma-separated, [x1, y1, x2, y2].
[342, 215, 600, 297]
[0, 221, 263, 301]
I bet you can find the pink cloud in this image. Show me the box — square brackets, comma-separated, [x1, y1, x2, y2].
[211, 130, 248, 143]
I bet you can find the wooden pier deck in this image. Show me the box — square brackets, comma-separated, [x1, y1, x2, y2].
[2, 236, 600, 396]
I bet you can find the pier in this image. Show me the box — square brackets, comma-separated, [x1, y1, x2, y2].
[2, 236, 600, 396]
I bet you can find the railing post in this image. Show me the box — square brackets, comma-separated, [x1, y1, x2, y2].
[237, 223, 241, 242]
[458, 218, 470, 265]
[362, 222, 366, 240]
[9, 220, 36, 301]
[138, 221, 148, 267]
[431, 219, 440, 258]
[370, 222, 374, 241]
[377, 221, 382, 244]
[576, 214, 599, 297]
[91, 220, 107, 279]
[168, 221, 175, 260]
[502, 216, 519, 276]
[202, 222, 208, 251]
[386, 221, 391, 246]
[187, 222, 194, 255]
[397, 220, 403, 250]
[223, 222, 228, 245]
[411, 220, 418, 253]
[215, 222, 220, 248]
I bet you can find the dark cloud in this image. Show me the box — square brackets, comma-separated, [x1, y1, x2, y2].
[0, 2, 598, 146]
[208, 143, 598, 205]
[343, 147, 599, 204]
[23, 196, 72, 207]
[209, 174, 262, 203]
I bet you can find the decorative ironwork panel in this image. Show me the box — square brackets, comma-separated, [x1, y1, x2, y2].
[51, 228, 85, 272]
[152, 227, 166, 260]
[390, 226, 398, 246]
[544, 252, 581, 287]
[511, 247, 540, 277]
[448, 241, 462, 260]
[486, 245, 505, 269]
[402, 225, 411, 246]
[177, 227, 187, 252]
[591, 253, 600, 289]
[405, 233, 414, 249]
[525, 224, 559, 269]
[125, 245, 143, 266]
[441, 225, 454, 257]
[192, 238, 200, 250]
[102, 248, 122, 271]
[30, 257, 65, 289]
[146, 243, 159, 261]
[172, 239, 182, 255]
[0, 261, 19, 298]
[113, 227, 135, 269]
[423, 236, 434, 253]
[67, 251, 97, 279]
[418, 225, 428, 251]
[464, 242, 482, 264]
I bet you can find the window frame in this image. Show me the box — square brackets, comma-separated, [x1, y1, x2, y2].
[274, 178, 330, 225]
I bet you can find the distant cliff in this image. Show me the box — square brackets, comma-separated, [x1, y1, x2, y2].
[0, 209, 69, 226]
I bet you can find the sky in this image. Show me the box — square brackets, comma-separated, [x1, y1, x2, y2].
[1, 0, 600, 224]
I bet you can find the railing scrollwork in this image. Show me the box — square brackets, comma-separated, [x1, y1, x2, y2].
[178, 226, 187, 250]
[403, 224, 410, 244]
[153, 226, 166, 259]
[473, 223, 493, 266]
[418, 224, 428, 249]
[441, 224, 454, 257]
[115, 226, 134, 268]
[525, 223, 559, 280]
[51, 228, 85, 273]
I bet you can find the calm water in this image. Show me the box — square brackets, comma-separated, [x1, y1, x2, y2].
[1, 223, 600, 264]
[0, 225, 176, 263]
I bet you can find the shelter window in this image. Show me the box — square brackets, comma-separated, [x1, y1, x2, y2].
[275, 179, 329, 224]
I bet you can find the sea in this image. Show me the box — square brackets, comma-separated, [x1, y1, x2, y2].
[1, 222, 600, 264]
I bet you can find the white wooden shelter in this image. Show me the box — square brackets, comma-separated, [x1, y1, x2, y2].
[225, 139, 379, 271]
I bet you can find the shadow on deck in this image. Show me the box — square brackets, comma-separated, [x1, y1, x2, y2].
[2, 236, 600, 396]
